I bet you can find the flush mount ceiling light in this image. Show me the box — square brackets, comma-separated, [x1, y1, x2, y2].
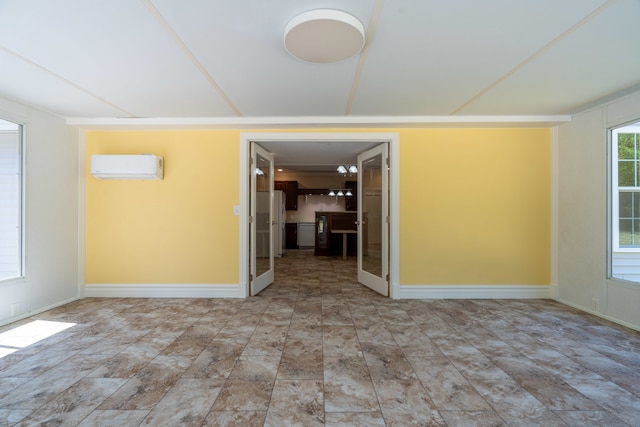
[284, 9, 365, 63]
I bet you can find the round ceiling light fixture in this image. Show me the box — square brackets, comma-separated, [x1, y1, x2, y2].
[284, 9, 365, 63]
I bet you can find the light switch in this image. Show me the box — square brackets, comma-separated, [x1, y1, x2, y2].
[233, 205, 240, 216]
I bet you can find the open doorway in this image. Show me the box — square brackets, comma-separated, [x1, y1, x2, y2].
[240, 132, 400, 299]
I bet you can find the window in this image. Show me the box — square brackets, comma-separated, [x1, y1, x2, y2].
[0, 118, 23, 281]
[610, 121, 640, 282]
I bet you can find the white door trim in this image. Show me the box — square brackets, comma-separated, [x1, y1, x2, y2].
[239, 132, 400, 299]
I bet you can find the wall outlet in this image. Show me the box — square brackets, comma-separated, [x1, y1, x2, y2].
[591, 298, 600, 312]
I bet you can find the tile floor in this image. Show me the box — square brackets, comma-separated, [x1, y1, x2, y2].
[0, 250, 639, 426]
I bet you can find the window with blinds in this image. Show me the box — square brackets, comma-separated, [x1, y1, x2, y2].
[0, 119, 22, 281]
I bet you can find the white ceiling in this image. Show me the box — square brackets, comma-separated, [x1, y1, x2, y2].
[259, 139, 381, 172]
[1, 0, 639, 168]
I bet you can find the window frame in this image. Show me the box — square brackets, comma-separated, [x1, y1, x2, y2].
[0, 118, 25, 283]
[611, 124, 640, 253]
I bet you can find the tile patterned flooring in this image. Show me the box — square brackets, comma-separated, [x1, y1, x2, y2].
[0, 249, 639, 426]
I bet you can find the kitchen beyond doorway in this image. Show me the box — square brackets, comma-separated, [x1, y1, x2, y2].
[240, 132, 400, 299]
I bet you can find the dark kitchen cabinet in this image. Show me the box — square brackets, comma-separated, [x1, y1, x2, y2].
[344, 180, 357, 211]
[274, 180, 298, 210]
[314, 212, 357, 257]
[285, 223, 298, 249]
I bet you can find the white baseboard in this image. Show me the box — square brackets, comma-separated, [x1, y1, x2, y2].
[85, 283, 551, 300]
[0, 296, 81, 327]
[397, 284, 552, 299]
[84, 284, 245, 298]
[557, 298, 640, 332]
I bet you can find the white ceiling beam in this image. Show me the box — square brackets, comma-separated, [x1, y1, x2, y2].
[67, 114, 571, 129]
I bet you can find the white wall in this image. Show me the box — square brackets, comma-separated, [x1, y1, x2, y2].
[557, 90, 640, 330]
[275, 171, 352, 223]
[288, 194, 347, 223]
[0, 98, 80, 326]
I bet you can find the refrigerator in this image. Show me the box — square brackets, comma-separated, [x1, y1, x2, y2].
[273, 190, 286, 257]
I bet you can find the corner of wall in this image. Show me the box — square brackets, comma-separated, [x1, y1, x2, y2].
[556, 90, 640, 331]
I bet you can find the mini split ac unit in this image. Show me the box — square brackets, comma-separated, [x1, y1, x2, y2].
[90, 154, 163, 180]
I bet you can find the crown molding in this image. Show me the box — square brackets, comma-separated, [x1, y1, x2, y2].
[67, 115, 571, 130]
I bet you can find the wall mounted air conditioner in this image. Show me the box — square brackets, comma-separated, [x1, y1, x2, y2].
[90, 154, 163, 180]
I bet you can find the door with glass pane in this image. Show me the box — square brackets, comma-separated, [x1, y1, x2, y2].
[357, 143, 389, 296]
[250, 143, 274, 295]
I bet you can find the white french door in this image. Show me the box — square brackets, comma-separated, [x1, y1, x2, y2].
[357, 143, 389, 296]
[250, 143, 274, 295]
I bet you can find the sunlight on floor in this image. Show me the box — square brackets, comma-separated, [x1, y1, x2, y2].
[0, 320, 76, 358]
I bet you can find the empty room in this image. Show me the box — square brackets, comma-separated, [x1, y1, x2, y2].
[0, 1, 639, 426]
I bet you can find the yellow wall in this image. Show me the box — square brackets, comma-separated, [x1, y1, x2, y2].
[85, 130, 239, 284]
[85, 127, 550, 286]
[399, 128, 550, 285]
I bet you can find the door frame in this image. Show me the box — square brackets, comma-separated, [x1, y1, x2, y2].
[238, 132, 400, 299]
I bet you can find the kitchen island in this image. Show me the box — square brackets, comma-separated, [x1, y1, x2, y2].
[314, 211, 358, 257]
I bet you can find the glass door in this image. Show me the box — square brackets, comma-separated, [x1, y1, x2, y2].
[250, 143, 274, 295]
[357, 143, 389, 296]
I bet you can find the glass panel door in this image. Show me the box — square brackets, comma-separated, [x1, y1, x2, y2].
[357, 143, 389, 296]
[250, 143, 274, 295]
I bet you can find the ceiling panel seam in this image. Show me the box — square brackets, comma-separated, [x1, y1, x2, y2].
[0, 45, 135, 117]
[344, 0, 385, 116]
[141, 0, 243, 116]
[449, 0, 615, 115]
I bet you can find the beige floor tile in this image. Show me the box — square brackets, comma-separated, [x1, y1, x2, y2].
[408, 356, 492, 411]
[439, 410, 507, 426]
[202, 410, 267, 426]
[277, 338, 323, 380]
[322, 324, 361, 357]
[264, 379, 324, 426]
[98, 355, 191, 410]
[77, 410, 150, 427]
[564, 378, 640, 426]
[324, 356, 379, 413]
[324, 411, 386, 427]
[554, 410, 630, 427]
[0, 250, 638, 426]
[361, 342, 417, 380]
[469, 379, 567, 426]
[182, 340, 245, 379]
[140, 378, 224, 426]
[515, 375, 603, 411]
[211, 379, 273, 411]
[18, 378, 125, 426]
[373, 379, 447, 426]
[230, 354, 280, 381]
